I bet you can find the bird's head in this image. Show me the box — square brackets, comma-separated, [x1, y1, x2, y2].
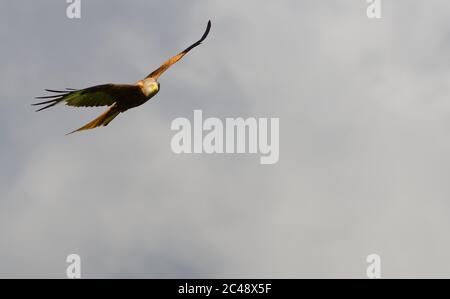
[140, 79, 160, 98]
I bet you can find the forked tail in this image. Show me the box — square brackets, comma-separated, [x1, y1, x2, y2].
[67, 105, 120, 135]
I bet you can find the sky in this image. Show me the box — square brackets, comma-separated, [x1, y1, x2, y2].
[1, 0, 450, 278]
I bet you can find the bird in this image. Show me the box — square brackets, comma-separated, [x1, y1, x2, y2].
[33, 20, 211, 135]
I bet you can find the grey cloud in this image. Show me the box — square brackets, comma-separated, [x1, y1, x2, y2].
[1, 0, 450, 278]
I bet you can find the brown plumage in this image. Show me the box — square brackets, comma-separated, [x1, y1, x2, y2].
[33, 20, 211, 135]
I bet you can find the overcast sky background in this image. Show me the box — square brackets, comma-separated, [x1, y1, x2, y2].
[1, 0, 450, 278]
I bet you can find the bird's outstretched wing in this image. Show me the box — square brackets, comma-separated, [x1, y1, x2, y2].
[146, 20, 211, 80]
[33, 84, 139, 111]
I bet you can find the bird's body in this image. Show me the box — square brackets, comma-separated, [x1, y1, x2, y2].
[34, 21, 211, 134]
